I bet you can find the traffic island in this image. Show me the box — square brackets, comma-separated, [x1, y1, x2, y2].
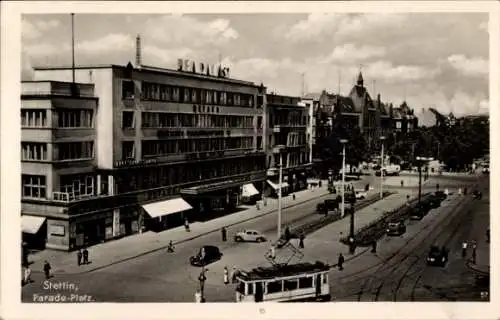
[276, 191, 394, 248]
[339, 193, 433, 247]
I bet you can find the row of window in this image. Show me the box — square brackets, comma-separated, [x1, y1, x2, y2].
[124, 112, 259, 129]
[115, 157, 265, 193]
[57, 109, 94, 128]
[122, 81, 256, 108]
[22, 142, 94, 161]
[21, 143, 48, 161]
[274, 132, 307, 147]
[271, 112, 308, 126]
[140, 137, 255, 157]
[21, 109, 94, 128]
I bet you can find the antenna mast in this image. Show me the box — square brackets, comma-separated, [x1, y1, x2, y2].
[71, 13, 76, 85]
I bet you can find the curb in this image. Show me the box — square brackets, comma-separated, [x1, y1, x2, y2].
[56, 189, 332, 275]
[465, 259, 490, 276]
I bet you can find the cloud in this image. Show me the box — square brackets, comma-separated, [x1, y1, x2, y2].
[142, 46, 194, 66]
[363, 61, 440, 83]
[447, 54, 488, 77]
[144, 15, 238, 48]
[77, 33, 134, 54]
[22, 18, 61, 40]
[322, 44, 386, 63]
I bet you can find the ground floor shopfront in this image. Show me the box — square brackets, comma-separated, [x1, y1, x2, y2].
[265, 165, 311, 198]
[21, 177, 265, 251]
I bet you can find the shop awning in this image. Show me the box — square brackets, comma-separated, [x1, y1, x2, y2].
[242, 183, 259, 197]
[22, 215, 46, 234]
[142, 197, 193, 218]
[267, 180, 289, 190]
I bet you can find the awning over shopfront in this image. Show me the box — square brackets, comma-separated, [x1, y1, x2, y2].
[22, 215, 46, 234]
[181, 179, 247, 195]
[267, 180, 289, 190]
[242, 183, 259, 197]
[142, 197, 193, 219]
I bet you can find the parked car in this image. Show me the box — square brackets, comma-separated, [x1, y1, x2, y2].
[189, 245, 223, 266]
[427, 195, 441, 209]
[434, 191, 447, 201]
[426, 245, 448, 267]
[472, 190, 483, 199]
[355, 190, 367, 200]
[316, 197, 341, 214]
[386, 220, 406, 236]
[234, 229, 267, 242]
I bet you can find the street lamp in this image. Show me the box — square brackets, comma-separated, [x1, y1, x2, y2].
[340, 139, 348, 218]
[379, 136, 386, 199]
[276, 145, 286, 241]
[416, 156, 424, 204]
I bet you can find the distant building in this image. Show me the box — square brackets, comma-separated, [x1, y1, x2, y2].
[266, 94, 311, 196]
[391, 101, 419, 140]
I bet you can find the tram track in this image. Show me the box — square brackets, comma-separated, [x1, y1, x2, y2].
[327, 192, 472, 300]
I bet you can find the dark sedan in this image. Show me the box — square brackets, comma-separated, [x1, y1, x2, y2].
[189, 245, 223, 267]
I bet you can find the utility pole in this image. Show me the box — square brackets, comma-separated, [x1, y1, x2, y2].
[340, 139, 348, 218]
[277, 149, 283, 241]
[380, 136, 386, 198]
[71, 13, 76, 96]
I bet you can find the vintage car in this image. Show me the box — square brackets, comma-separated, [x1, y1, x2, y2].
[189, 245, 223, 267]
[426, 245, 448, 267]
[386, 220, 406, 236]
[234, 230, 267, 243]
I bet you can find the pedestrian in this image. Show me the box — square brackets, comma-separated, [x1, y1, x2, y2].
[184, 218, 190, 232]
[292, 193, 296, 200]
[195, 289, 202, 303]
[231, 266, 237, 283]
[462, 241, 468, 258]
[221, 227, 227, 242]
[285, 226, 291, 241]
[23, 265, 32, 285]
[198, 270, 207, 294]
[269, 245, 276, 260]
[365, 184, 369, 192]
[299, 234, 305, 249]
[338, 253, 345, 271]
[167, 240, 175, 253]
[82, 247, 89, 265]
[256, 202, 260, 210]
[77, 249, 82, 266]
[43, 260, 51, 279]
[333, 186, 337, 194]
[401, 180, 404, 187]
[371, 240, 377, 253]
[319, 180, 322, 188]
[472, 241, 477, 264]
[436, 183, 440, 191]
[223, 266, 229, 285]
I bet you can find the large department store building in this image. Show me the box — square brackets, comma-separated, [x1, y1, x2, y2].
[22, 61, 268, 251]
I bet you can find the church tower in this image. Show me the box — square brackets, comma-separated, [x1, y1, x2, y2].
[356, 71, 364, 87]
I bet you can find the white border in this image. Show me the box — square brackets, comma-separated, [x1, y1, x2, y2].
[1, 1, 499, 320]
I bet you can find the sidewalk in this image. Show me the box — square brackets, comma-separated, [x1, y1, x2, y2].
[294, 193, 414, 265]
[27, 181, 334, 275]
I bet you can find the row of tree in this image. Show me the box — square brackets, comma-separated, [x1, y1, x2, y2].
[315, 114, 489, 174]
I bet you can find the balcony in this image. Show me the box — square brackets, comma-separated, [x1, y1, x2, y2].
[22, 81, 95, 98]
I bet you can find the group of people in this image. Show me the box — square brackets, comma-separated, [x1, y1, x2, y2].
[462, 240, 478, 264]
[76, 248, 90, 266]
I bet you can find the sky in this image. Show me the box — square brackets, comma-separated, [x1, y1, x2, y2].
[21, 13, 489, 121]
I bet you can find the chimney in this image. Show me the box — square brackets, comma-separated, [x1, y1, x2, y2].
[135, 34, 142, 69]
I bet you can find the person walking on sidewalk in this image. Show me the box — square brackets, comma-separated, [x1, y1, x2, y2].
[83, 247, 89, 265]
[221, 227, 227, 242]
[223, 266, 229, 285]
[77, 249, 82, 266]
[292, 193, 296, 200]
[462, 241, 468, 258]
[167, 241, 175, 253]
[43, 260, 51, 279]
[472, 241, 477, 264]
[299, 234, 305, 249]
[338, 253, 345, 271]
[184, 218, 190, 232]
[285, 226, 291, 241]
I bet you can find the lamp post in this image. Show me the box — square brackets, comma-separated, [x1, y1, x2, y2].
[340, 139, 348, 218]
[276, 145, 285, 241]
[416, 156, 423, 204]
[379, 136, 386, 199]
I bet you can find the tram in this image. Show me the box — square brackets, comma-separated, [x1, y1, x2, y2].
[235, 261, 331, 302]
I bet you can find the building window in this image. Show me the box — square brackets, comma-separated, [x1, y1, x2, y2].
[56, 142, 94, 160]
[21, 142, 48, 161]
[21, 109, 47, 128]
[57, 109, 93, 128]
[122, 111, 135, 128]
[122, 80, 135, 99]
[22, 175, 46, 199]
[172, 87, 180, 102]
[122, 141, 135, 160]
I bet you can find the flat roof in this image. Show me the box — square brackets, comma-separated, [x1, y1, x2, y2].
[34, 63, 261, 87]
[237, 261, 330, 281]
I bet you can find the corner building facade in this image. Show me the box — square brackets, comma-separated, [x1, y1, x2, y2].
[25, 63, 267, 250]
